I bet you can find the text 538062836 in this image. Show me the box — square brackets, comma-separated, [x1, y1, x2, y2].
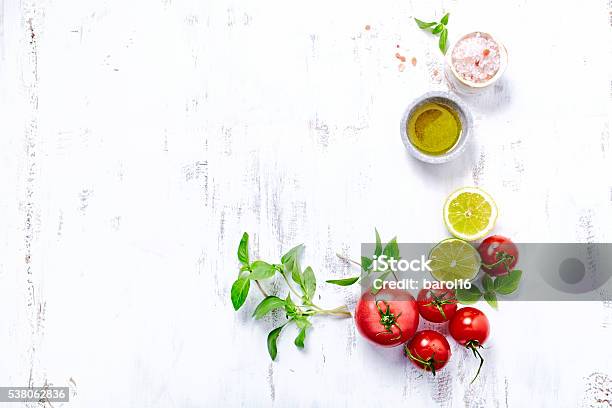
[0, 387, 69, 402]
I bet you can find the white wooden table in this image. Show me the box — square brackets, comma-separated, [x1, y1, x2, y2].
[1, 0, 611, 406]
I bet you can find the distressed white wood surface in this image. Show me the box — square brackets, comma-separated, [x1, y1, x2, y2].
[1, 0, 611, 406]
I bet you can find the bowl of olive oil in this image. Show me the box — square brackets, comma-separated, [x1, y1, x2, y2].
[400, 91, 472, 164]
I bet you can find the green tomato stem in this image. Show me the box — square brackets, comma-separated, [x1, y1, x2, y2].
[481, 251, 515, 273]
[466, 340, 485, 384]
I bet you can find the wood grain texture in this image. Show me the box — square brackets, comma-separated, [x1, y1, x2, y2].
[0, 0, 611, 406]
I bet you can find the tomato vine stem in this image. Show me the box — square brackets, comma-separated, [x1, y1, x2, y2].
[465, 340, 485, 384]
[404, 346, 445, 376]
[374, 300, 403, 341]
[481, 251, 515, 274]
[423, 290, 456, 320]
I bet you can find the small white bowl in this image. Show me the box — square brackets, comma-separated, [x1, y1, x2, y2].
[399, 91, 473, 164]
[445, 32, 508, 94]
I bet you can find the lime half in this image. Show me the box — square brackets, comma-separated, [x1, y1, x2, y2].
[443, 187, 498, 241]
[429, 238, 481, 282]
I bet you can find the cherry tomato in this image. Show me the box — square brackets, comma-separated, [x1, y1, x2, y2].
[478, 235, 518, 276]
[449, 307, 490, 383]
[405, 330, 451, 375]
[355, 288, 419, 347]
[417, 288, 458, 323]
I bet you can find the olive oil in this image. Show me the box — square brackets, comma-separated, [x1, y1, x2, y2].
[407, 102, 462, 155]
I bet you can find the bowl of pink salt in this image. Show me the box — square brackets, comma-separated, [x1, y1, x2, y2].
[445, 32, 508, 93]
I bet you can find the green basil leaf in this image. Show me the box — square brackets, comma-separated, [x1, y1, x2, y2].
[439, 28, 448, 54]
[414, 18, 437, 29]
[252, 296, 286, 319]
[267, 325, 285, 360]
[441, 12, 449, 25]
[383, 237, 400, 261]
[290, 260, 303, 287]
[249, 260, 276, 280]
[361, 256, 373, 272]
[456, 285, 482, 304]
[294, 316, 311, 329]
[281, 244, 304, 271]
[230, 277, 250, 310]
[284, 293, 298, 316]
[326, 276, 359, 286]
[432, 23, 444, 34]
[482, 274, 494, 293]
[303, 266, 316, 300]
[484, 291, 498, 309]
[237, 232, 249, 266]
[294, 327, 307, 348]
[374, 228, 382, 257]
[494, 270, 522, 295]
[281, 244, 304, 286]
[293, 316, 311, 349]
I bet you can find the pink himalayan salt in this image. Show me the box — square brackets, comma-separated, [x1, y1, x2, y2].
[451, 32, 501, 84]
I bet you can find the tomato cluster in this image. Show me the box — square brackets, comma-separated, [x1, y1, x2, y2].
[354, 234, 519, 381]
[355, 287, 490, 380]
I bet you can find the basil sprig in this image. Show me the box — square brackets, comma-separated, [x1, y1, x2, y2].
[456, 269, 523, 309]
[231, 232, 351, 360]
[414, 13, 450, 54]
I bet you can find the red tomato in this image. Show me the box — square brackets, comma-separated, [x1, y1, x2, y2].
[355, 288, 419, 347]
[449, 307, 490, 382]
[417, 288, 458, 323]
[478, 235, 518, 276]
[405, 330, 451, 375]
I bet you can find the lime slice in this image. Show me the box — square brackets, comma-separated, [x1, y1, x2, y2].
[443, 187, 498, 241]
[429, 238, 481, 282]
